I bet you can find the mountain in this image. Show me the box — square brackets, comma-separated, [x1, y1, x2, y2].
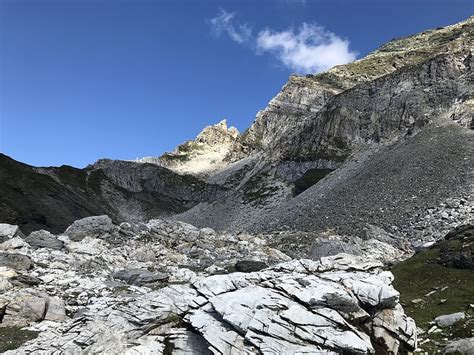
[0, 17, 472, 242]
[172, 17, 473, 239]
[0, 154, 225, 234]
[0, 16, 473, 354]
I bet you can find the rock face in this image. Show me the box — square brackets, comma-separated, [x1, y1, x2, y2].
[140, 120, 241, 177]
[0, 218, 417, 354]
[112, 268, 169, 286]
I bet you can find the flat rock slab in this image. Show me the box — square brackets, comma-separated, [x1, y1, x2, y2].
[113, 268, 169, 286]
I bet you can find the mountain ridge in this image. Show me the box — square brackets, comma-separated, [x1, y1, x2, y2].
[0, 16, 472, 241]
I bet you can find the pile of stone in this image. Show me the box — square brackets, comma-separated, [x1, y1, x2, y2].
[404, 196, 473, 248]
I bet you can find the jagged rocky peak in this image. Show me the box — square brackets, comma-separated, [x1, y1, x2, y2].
[195, 119, 239, 145]
[137, 119, 242, 177]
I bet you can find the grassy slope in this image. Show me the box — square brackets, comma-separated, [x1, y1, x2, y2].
[391, 248, 473, 352]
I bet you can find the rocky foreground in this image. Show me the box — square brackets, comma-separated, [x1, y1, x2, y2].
[0, 216, 421, 354]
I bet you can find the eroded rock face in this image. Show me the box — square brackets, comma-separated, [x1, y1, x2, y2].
[139, 120, 242, 177]
[0, 218, 416, 354]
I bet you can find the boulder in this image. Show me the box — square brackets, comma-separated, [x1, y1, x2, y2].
[0, 291, 66, 326]
[234, 260, 268, 273]
[64, 215, 116, 241]
[443, 337, 474, 354]
[11, 274, 42, 286]
[435, 312, 465, 328]
[43, 297, 67, 321]
[0, 224, 24, 243]
[438, 224, 473, 270]
[0, 237, 26, 251]
[113, 268, 169, 286]
[310, 237, 363, 260]
[25, 230, 64, 250]
[0, 253, 33, 271]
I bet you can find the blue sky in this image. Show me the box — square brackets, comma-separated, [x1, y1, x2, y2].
[1, 0, 472, 168]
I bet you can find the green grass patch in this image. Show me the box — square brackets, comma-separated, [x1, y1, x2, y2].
[392, 249, 473, 326]
[0, 326, 39, 352]
[391, 248, 474, 352]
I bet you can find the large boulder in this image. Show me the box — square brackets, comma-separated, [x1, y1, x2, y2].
[435, 312, 465, 328]
[25, 230, 64, 250]
[443, 337, 474, 354]
[0, 291, 67, 326]
[310, 237, 363, 260]
[63, 215, 116, 241]
[0, 253, 33, 271]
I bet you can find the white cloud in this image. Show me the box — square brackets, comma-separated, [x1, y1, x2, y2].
[207, 10, 357, 74]
[208, 9, 251, 44]
[256, 23, 357, 73]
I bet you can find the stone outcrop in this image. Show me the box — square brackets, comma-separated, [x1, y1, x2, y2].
[138, 120, 241, 177]
[0, 218, 416, 354]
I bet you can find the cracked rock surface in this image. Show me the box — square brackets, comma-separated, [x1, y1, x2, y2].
[0, 219, 416, 354]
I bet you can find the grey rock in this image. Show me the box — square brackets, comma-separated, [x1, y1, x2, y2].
[25, 230, 64, 250]
[443, 337, 474, 354]
[0, 291, 67, 326]
[113, 268, 169, 286]
[439, 224, 474, 270]
[0, 252, 33, 270]
[0, 223, 24, 243]
[64, 215, 116, 241]
[310, 237, 363, 260]
[11, 274, 42, 286]
[43, 296, 67, 321]
[435, 312, 465, 328]
[234, 260, 268, 273]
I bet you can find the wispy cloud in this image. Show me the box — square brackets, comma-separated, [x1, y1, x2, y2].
[256, 23, 357, 73]
[207, 9, 251, 44]
[207, 9, 357, 74]
[279, 0, 307, 6]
